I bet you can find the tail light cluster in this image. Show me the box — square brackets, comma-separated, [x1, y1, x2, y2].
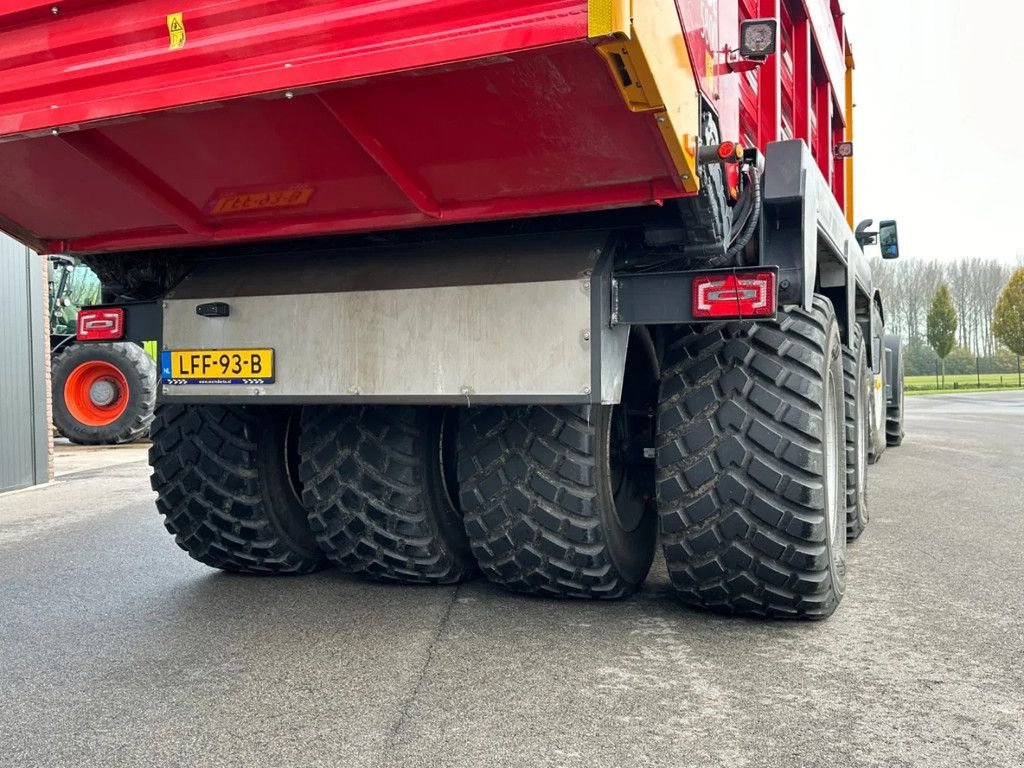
[76, 308, 125, 341]
[692, 272, 776, 319]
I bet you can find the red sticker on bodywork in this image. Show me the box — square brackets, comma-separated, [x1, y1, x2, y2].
[206, 185, 315, 216]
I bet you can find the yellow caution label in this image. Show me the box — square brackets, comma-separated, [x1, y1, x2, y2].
[705, 52, 714, 94]
[167, 12, 186, 50]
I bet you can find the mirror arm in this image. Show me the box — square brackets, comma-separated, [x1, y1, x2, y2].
[855, 231, 877, 248]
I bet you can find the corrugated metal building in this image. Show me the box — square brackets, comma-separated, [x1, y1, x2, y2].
[0, 234, 52, 493]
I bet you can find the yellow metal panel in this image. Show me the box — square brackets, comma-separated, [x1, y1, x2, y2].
[588, 0, 631, 38]
[594, 0, 700, 193]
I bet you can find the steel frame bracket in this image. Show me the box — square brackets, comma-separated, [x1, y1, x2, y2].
[610, 266, 779, 326]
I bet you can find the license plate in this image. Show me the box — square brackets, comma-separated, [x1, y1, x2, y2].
[161, 348, 274, 385]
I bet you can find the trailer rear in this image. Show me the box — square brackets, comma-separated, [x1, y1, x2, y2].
[0, 0, 904, 617]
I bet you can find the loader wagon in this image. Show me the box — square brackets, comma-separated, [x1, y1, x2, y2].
[0, 0, 905, 618]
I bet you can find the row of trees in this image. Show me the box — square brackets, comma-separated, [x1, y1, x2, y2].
[925, 269, 1024, 383]
[870, 256, 1024, 376]
[869, 256, 1020, 356]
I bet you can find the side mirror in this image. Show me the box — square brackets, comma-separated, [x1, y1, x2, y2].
[879, 220, 900, 259]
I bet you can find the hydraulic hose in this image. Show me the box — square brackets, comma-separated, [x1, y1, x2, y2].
[725, 165, 761, 262]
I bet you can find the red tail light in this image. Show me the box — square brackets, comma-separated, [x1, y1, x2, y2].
[692, 272, 776, 319]
[76, 308, 124, 341]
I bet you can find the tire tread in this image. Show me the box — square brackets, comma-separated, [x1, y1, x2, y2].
[150, 404, 324, 574]
[299, 406, 475, 584]
[656, 296, 845, 619]
[458, 405, 653, 599]
[843, 325, 870, 539]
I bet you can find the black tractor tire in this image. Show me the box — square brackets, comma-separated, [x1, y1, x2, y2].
[457, 404, 657, 599]
[843, 326, 871, 540]
[299, 406, 476, 584]
[656, 295, 848, 619]
[885, 334, 905, 447]
[51, 342, 156, 445]
[150, 405, 326, 574]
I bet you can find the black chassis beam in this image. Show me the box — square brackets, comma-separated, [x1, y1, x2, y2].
[76, 300, 162, 350]
[610, 266, 779, 326]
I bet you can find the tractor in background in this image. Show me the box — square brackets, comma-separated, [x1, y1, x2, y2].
[48, 257, 156, 445]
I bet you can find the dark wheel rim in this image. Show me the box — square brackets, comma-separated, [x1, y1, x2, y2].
[437, 409, 460, 514]
[824, 354, 847, 588]
[282, 409, 305, 507]
[608, 405, 646, 533]
[856, 374, 868, 513]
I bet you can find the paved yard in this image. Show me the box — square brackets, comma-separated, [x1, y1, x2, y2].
[1, 393, 1022, 767]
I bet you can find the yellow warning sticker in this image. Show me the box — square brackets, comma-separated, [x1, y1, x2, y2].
[705, 52, 715, 94]
[167, 12, 186, 50]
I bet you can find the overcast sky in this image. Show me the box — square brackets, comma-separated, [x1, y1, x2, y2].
[844, 1, 1024, 263]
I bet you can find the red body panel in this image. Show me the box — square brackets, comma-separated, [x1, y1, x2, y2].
[0, 0, 589, 137]
[0, 0, 852, 255]
[1, 0, 689, 254]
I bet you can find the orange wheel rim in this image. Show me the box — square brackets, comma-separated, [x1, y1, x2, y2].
[63, 360, 129, 427]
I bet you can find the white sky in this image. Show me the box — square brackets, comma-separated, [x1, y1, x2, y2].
[844, 1, 1024, 263]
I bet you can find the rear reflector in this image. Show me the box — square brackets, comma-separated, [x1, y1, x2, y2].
[76, 308, 125, 341]
[692, 272, 776, 319]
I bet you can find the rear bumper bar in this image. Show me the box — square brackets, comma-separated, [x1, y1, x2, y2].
[92, 234, 789, 406]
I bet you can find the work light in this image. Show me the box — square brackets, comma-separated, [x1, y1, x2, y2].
[834, 142, 854, 159]
[740, 19, 778, 60]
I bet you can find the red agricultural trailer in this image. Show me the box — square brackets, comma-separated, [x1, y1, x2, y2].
[0, 0, 905, 617]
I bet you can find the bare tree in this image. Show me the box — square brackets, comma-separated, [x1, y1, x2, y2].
[947, 258, 972, 349]
[902, 260, 944, 343]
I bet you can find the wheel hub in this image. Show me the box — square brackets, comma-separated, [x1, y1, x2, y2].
[89, 378, 119, 407]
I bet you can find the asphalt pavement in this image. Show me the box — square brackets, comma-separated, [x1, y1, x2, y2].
[2, 393, 1023, 768]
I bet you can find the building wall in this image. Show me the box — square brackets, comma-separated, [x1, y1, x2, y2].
[41, 247, 54, 479]
[0, 235, 52, 493]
